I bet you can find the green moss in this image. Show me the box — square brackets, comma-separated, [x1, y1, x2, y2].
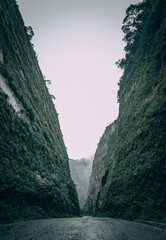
[0, 0, 80, 223]
[94, 0, 166, 222]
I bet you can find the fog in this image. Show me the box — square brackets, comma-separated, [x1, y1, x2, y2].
[69, 156, 93, 208]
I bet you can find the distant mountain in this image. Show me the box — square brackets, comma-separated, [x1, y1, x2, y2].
[69, 156, 93, 209]
[0, 0, 80, 223]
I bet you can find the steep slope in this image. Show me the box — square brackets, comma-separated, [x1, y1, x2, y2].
[69, 157, 93, 209]
[84, 121, 117, 214]
[87, 0, 166, 221]
[0, 0, 80, 223]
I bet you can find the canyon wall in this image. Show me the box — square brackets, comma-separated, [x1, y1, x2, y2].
[86, 0, 166, 221]
[0, 0, 80, 223]
[84, 122, 117, 214]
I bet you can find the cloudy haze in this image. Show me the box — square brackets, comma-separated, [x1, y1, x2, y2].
[17, 0, 142, 159]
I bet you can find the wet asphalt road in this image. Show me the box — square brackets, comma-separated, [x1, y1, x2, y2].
[0, 216, 166, 240]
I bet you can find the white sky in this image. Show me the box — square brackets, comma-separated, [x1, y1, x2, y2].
[17, 0, 142, 159]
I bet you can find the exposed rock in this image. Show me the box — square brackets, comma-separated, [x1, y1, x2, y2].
[86, 0, 166, 221]
[0, 0, 80, 223]
[0, 50, 4, 64]
[0, 74, 25, 117]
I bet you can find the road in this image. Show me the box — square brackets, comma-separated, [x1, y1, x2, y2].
[0, 216, 166, 240]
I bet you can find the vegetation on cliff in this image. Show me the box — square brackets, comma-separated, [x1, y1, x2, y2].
[87, 0, 166, 221]
[84, 121, 117, 214]
[0, 0, 80, 223]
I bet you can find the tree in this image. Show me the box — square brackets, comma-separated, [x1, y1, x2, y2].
[116, 1, 148, 70]
[115, 58, 126, 70]
[26, 26, 34, 41]
[121, 2, 146, 52]
[45, 79, 52, 85]
[50, 95, 56, 100]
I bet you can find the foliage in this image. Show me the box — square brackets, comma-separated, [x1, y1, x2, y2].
[84, 121, 117, 214]
[0, 0, 80, 223]
[87, 0, 166, 222]
[26, 26, 34, 41]
[45, 79, 52, 85]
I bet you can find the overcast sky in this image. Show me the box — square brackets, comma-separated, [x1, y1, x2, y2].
[17, 0, 142, 159]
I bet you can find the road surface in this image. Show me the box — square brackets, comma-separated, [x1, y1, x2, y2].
[0, 216, 166, 240]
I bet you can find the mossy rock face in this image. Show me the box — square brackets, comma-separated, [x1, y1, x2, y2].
[0, 0, 80, 223]
[84, 121, 117, 214]
[87, 0, 166, 221]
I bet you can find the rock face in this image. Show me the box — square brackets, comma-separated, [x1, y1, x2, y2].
[0, 0, 80, 223]
[86, 0, 166, 221]
[84, 121, 117, 214]
[69, 157, 93, 209]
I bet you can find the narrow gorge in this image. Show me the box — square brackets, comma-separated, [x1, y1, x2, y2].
[0, 0, 165, 225]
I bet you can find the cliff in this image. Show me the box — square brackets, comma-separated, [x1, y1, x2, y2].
[86, 0, 166, 221]
[84, 121, 117, 214]
[0, 0, 80, 223]
[69, 157, 93, 209]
